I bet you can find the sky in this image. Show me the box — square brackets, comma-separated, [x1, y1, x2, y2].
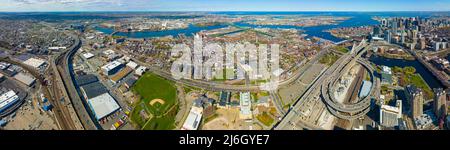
[0, 0, 449, 12]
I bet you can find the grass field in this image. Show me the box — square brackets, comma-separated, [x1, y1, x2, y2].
[334, 46, 349, 53]
[319, 53, 340, 66]
[393, 66, 433, 99]
[131, 72, 178, 130]
[257, 112, 274, 126]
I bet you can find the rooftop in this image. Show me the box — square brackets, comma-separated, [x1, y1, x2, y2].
[126, 61, 138, 69]
[182, 108, 202, 130]
[82, 53, 95, 59]
[81, 82, 108, 99]
[75, 74, 99, 86]
[23, 58, 46, 69]
[14, 73, 36, 86]
[88, 93, 120, 120]
[0, 90, 19, 111]
[101, 61, 123, 71]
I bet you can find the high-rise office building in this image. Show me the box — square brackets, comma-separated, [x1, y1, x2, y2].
[384, 30, 391, 43]
[433, 88, 447, 119]
[373, 26, 381, 37]
[401, 31, 406, 44]
[420, 38, 427, 50]
[405, 85, 424, 119]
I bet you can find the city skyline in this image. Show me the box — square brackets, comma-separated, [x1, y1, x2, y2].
[1, 0, 450, 12]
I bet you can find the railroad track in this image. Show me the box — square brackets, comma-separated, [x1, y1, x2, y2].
[0, 57, 75, 130]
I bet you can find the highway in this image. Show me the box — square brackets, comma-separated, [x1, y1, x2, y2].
[115, 44, 331, 116]
[320, 40, 376, 120]
[53, 34, 98, 130]
[275, 40, 375, 129]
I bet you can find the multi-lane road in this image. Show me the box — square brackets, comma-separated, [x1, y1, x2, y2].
[54, 35, 98, 130]
[320, 41, 376, 120]
[275, 40, 376, 129]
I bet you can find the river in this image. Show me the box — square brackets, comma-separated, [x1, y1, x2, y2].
[369, 55, 444, 89]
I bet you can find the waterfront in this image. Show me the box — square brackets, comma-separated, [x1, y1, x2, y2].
[95, 12, 382, 42]
[96, 24, 228, 38]
[369, 55, 444, 89]
[93, 12, 443, 42]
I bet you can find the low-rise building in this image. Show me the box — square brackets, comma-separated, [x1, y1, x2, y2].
[381, 72, 393, 85]
[80, 82, 109, 100]
[75, 74, 99, 86]
[110, 67, 133, 84]
[239, 92, 252, 120]
[126, 61, 138, 70]
[358, 80, 372, 98]
[0, 62, 11, 70]
[87, 93, 121, 120]
[218, 91, 231, 109]
[124, 77, 137, 89]
[23, 58, 46, 69]
[0, 90, 19, 113]
[135, 66, 147, 76]
[82, 53, 95, 59]
[101, 61, 124, 76]
[14, 73, 36, 87]
[181, 106, 203, 130]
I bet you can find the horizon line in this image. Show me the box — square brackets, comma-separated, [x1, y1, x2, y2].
[0, 10, 450, 13]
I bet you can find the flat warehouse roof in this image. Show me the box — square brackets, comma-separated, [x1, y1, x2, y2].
[88, 93, 120, 120]
[76, 74, 99, 86]
[102, 61, 123, 71]
[14, 73, 36, 86]
[82, 53, 95, 59]
[24, 58, 46, 68]
[81, 82, 108, 99]
[0, 90, 19, 110]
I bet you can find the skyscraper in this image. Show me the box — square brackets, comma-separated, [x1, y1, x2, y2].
[384, 30, 391, 44]
[405, 85, 424, 119]
[373, 25, 381, 37]
[433, 88, 447, 119]
[401, 31, 406, 44]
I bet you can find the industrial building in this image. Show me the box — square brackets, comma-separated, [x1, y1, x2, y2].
[87, 93, 120, 120]
[123, 77, 137, 89]
[75, 74, 99, 86]
[0, 62, 11, 70]
[0, 90, 19, 113]
[110, 67, 132, 84]
[101, 61, 124, 76]
[181, 106, 203, 130]
[358, 80, 372, 98]
[2, 67, 17, 77]
[126, 61, 138, 69]
[102, 49, 121, 61]
[239, 92, 252, 120]
[82, 53, 95, 59]
[80, 82, 108, 100]
[380, 100, 402, 127]
[135, 66, 147, 76]
[23, 58, 46, 69]
[13, 73, 36, 87]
